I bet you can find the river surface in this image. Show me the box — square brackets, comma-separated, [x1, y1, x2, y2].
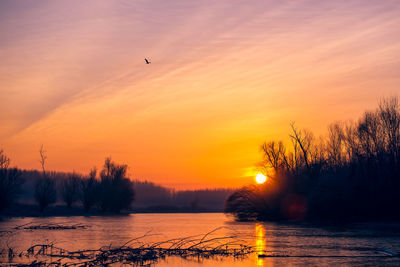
[1, 213, 400, 266]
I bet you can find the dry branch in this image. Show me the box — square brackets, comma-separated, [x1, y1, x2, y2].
[4, 229, 254, 266]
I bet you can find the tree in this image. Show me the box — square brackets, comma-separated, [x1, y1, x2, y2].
[0, 150, 24, 211]
[59, 173, 80, 208]
[35, 176, 57, 212]
[225, 97, 400, 222]
[378, 97, 400, 160]
[39, 145, 47, 176]
[80, 168, 98, 212]
[326, 123, 345, 167]
[34, 145, 57, 212]
[0, 150, 10, 169]
[97, 157, 135, 212]
[289, 123, 313, 173]
[0, 168, 24, 211]
[261, 141, 289, 173]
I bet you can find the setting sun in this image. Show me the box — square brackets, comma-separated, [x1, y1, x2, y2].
[255, 173, 267, 184]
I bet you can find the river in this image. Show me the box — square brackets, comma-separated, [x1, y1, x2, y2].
[1, 213, 400, 266]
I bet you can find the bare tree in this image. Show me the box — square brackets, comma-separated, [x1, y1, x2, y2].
[35, 176, 57, 212]
[80, 168, 98, 212]
[0, 150, 10, 169]
[0, 150, 24, 211]
[34, 145, 57, 212]
[59, 173, 80, 208]
[378, 97, 400, 158]
[226, 97, 400, 222]
[343, 121, 360, 162]
[39, 145, 47, 177]
[289, 123, 314, 176]
[261, 141, 289, 173]
[326, 123, 345, 167]
[0, 168, 24, 211]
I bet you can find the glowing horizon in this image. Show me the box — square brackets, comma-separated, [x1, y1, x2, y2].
[1, 0, 400, 189]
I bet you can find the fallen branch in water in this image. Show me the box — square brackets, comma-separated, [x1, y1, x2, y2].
[14, 222, 87, 230]
[6, 228, 254, 266]
[258, 254, 400, 258]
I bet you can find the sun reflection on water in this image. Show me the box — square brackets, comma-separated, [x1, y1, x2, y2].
[255, 223, 266, 266]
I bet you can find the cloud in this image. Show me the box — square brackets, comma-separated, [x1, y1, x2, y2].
[1, 0, 400, 187]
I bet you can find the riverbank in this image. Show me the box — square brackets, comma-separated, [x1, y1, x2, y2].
[0, 203, 223, 218]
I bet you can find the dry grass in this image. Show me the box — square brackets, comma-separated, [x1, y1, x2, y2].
[4, 227, 254, 266]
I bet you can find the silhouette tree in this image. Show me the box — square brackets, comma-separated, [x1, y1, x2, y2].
[35, 176, 57, 212]
[225, 97, 400, 221]
[97, 157, 135, 213]
[34, 145, 57, 212]
[80, 168, 98, 212]
[39, 145, 46, 177]
[0, 150, 24, 211]
[59, 173, 80, 208]
[0, 150, 10, 169]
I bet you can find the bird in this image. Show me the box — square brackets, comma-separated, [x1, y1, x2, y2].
[144, 58, 151, 64]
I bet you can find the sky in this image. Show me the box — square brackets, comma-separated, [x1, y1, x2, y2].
[1, 0, 400, 189]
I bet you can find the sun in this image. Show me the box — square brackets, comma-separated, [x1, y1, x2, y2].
[255, 173, 267, 184]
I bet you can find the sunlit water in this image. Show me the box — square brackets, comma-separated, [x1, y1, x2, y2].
[1, 213, 400, 266]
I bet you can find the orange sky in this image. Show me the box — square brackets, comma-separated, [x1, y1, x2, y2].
[1, 0, 400, 189]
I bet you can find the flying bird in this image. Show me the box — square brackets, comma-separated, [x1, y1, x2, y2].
[144, 58, 151, 64]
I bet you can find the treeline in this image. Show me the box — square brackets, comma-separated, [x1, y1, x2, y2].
[1, 151, 232, 215]
[0, 155, 134, 214]
[132, 181, 232, 212]
[225, 97, 400, 222]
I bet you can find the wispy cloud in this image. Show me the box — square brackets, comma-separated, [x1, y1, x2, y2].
[1, 0, 400, 187]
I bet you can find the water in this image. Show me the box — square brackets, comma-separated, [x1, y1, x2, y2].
[1, 213, 400, 266]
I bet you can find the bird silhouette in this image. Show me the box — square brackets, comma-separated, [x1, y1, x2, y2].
[144, 58, 151, 64]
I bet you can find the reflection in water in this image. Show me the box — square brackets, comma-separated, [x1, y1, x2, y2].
[1, 214, 400, 266]
[255, 223, 266, 266]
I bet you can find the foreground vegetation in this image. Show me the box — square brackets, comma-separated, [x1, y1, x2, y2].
[225, 97, 400, 221]
[4, 227, 252, 266]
